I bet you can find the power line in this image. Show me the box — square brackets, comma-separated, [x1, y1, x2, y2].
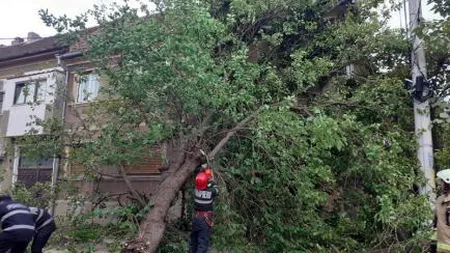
[0, 38, 26, 40]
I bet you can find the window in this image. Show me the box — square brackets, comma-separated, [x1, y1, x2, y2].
[77, 73, 100, 103]
[13, 80, 46, 105]
[17, 154, 53, 187]
[19, 155, 53, 169]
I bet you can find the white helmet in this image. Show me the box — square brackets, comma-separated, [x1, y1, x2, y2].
[437, 169, 450, 184]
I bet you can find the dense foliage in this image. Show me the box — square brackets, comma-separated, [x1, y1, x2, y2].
[423, 0, 450, 173]
[22, 0, 450, 251]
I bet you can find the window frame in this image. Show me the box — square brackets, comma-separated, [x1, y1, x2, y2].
[76, 73, 100, 103]
[18, 154, 54, 169]
[13, 79, 47, 105]
[17, 153, 53, 187]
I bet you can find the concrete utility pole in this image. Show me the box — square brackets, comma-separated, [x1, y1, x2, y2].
[409, 0, 435, 201]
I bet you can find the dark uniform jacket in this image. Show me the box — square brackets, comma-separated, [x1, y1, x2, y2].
[0, 200, 35, 233]
[29, 207, 54, 231]
[194, 181, 219, 212]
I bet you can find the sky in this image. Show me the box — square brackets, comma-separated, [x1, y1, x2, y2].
[0, 0, 100, 42]
[0, 0, 444, 46]
[0, 0, 135, 45]
[388, 0, 442, 29]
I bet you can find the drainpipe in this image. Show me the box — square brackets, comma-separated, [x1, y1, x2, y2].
[12, 146, 19, 187]
[50, 52, 79, 216]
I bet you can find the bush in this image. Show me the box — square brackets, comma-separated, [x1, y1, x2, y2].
[10, 182, 56, 208]
[70, 225, 104, 242]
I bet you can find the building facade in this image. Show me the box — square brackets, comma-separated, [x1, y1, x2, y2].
[0, 34, 66, 190]
[0, 33, 163, 212]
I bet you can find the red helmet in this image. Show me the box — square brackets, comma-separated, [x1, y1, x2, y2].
[195, 172, 209, 190]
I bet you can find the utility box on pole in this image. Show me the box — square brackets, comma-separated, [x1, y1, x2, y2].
[409, 0, 435, 201]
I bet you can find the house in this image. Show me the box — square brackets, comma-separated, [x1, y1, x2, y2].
[57, 40, 163, 200]
[0, 33, 66, 190]
[0, 32, 164, 215]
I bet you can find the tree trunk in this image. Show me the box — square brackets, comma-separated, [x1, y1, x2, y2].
[122, 158, 200, 253]
[122, 113, 256, 253]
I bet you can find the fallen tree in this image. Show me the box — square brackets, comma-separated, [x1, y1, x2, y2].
[29, 0, 450, 252]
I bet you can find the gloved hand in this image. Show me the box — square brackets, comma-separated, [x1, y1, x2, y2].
[207, 179, 216, 188]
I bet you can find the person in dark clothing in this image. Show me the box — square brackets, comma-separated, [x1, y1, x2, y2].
[29, 207, 56, 253]
[0, 195, 35, 253]
[189, 169, 219, 253]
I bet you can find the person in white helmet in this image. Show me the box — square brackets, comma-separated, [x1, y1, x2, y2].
[433, 169, 450, 252]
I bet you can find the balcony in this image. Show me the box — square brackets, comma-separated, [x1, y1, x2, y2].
[1, 69, 65, 137]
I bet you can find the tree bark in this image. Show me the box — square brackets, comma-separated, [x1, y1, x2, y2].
[122, 113, 257, 253]
[122, 158, 200, 253]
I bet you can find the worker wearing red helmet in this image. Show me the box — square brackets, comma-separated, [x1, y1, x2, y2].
[189, 165, 218, 253]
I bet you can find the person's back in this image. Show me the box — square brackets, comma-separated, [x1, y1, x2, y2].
[194, 182, 218, 212]
[0, 198, 35, 235]
[0, 195, 35, 253]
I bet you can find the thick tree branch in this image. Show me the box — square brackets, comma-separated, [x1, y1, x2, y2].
[208, 111, 258, 160]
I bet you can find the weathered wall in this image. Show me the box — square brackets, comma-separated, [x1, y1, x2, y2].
[0, 56, 61, 190]
[0, 158, 12, 192]
[0, 49, 164, 208]
[0, 58, 57, 79]
[63, 59, 164, 178]
[3, 69, 60, 136]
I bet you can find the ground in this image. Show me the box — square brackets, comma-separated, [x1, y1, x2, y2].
[46, 251, 109, 253]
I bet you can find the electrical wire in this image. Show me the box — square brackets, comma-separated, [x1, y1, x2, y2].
[0, 38, 27, 40]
